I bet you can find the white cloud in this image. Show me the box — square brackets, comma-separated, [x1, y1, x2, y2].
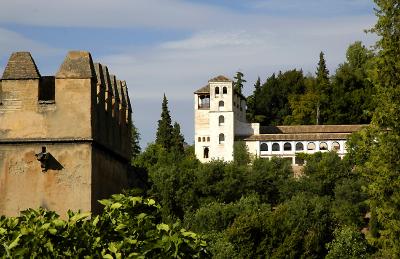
[0, 0, 232, 29]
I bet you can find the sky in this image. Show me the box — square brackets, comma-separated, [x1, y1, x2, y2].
[0, 0, 377, 148]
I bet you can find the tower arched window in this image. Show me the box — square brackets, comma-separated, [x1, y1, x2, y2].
[215, 87, 220, 95]
[219, 133, 225, 144]
[307, 142, 316, 150]
[260, 143, 268, 151]
[272, 143, 280, 151]
[218, 101, 224, 111]
[219, 115, 225, 125]
[284, 142, 292, 151]
[223, 87, 227, 94]
[204, 147, 209, 158]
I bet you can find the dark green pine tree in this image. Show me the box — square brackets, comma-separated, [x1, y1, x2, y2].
[246, 76, 261, 122]
[155, 94, 173, 150]
[315, 52, 330, 124]
[130, 120, 141, 160]
[234, 71, 246, 94]
[171, 122, 185, 155]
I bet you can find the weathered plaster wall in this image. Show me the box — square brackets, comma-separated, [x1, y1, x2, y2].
[91, 146, 130, 214]
[0, 143, 92, 217]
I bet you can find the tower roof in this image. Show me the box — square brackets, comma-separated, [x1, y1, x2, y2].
[194, 84, 210, 94]
[56, 51, 95, 79]
[2, 52, 41, 80]
[208, 75, 232, 82]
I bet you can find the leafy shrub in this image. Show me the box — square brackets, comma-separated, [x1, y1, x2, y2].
[0, 194, 208, 258]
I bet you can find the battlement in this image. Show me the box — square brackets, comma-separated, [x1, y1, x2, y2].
[0, 51, 132, 160]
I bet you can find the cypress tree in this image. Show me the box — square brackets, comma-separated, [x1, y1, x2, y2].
[155, 94, 173, 150]
[130, 120, 141, 160]
[171, 122, 185, 155]
[234, 71, 246, 94]
[315, 52, 330, 124]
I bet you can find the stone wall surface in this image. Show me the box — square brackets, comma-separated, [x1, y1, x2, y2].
[0, 143, 92, 217]
[0, 51, 134, 217]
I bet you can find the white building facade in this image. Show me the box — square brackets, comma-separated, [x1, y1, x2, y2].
[194, 75, 365, 164]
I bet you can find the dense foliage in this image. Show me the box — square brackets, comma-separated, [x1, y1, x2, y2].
[0, 194, 208, 258]
[247, 43, 375, 126]
[133, 140, 374, 258]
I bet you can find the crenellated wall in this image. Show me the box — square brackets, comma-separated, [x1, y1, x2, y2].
[0, 51, 133, 217]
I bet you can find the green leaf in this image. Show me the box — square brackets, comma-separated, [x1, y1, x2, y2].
[157, 223, 170, 232]
[8, 234, 22, 250]
[111, 203, 123, 210]
[48, 228, 57, 235]
[147, 199, 156, 206]
[103, 254, 113, 259]
[92, 215, 100, 227]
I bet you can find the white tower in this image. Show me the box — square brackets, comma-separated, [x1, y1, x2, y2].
[194, 75, 252, 162]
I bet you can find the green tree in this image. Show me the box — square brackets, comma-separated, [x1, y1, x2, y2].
[233, 71, 246, 94]
[130, 120, 141, 160]
[171, 122, 185, 155]
[315, 51, 331, 124]
[233, 141, 250, 166]
[326, 226, 370, 259]
[155, 94, 173, 150]
[328, 42, 375, 124]
[350, 1, 400, 256]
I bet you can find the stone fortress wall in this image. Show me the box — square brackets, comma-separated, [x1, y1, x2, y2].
[0, 51, 133, 216]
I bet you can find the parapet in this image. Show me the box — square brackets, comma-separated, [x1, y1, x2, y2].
[0, 50, 132, 160]
[56, 51, 95, 79]
[2, 52, 41, 80]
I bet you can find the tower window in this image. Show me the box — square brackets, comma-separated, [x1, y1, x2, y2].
[202, 137, 206, 142]
[207, 137, 210, 142]
[215, 87, 220, 95]
[219, 115, 225, 125]
[272, 143, 280, 151]
[219, 133, 225, 144]
[198, 137, 201, 142]
[204, 147, 209, 158]
[223, 87, 227, 94]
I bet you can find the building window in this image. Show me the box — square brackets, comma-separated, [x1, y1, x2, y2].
[219, 115, 225, 125]
[219, 101, 224, 108]
[332, 142, 340, 151]
[284, 142, 292, 151]
[260, 143, 268, 151]
[272, 143, 280, 151]
[296, 142, 304, 151]
[198, 137, 201, 142]
[202, 137, 206, 142]
[295, 157, 304, 165]
[320, 142, 328, 150]
[307, 142, 316, 150]
[207, 137, 210, 142]
[219, 133, 225, 144]
[223, 87, 227, 94]
[204, 147, 209, 158]
[215, 87, 220, 95]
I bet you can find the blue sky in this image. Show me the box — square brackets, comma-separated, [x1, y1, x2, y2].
[0, 0, 377, 147]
